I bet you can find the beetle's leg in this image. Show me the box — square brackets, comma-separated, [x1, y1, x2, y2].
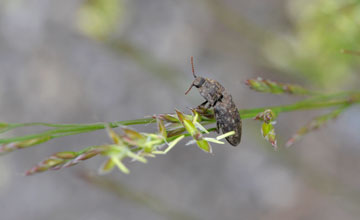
[216, 121, 220, 134]
[212, 100, 218, 107]
[198, 100, 208, 109]
[200, 100, 208, 107]
[212, 94, 223, 107]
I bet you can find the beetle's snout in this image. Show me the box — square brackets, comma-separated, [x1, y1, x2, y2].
[185, 81, 195, 95]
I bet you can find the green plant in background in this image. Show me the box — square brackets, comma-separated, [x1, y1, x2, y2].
[263, 0, 360, 90]
[77, 0, 124, 39]
[1, 77, 360, 175]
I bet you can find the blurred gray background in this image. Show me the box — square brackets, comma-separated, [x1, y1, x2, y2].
[1, 0, 360, 220]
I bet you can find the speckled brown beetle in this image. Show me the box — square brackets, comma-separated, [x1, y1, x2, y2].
[185, 57, 242, 146]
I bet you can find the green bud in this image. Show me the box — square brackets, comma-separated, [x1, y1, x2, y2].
[246, 77, 312, 95]
[54, 151, 77, 159]
[17, 136, 52, 149]
[261, 122, 278, 150]
[254, 109, 277, 123]
[157, 118, 167, 138]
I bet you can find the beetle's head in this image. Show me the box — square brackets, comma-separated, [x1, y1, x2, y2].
[192, 77, 206, 88]
[185, 77, 205, 95]
[185, 56, 206, 95]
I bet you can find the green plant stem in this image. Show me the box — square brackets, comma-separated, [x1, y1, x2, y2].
[240, 92, 358, 118]
[0, 119, 156, 144]
[1, 91, 359, 145]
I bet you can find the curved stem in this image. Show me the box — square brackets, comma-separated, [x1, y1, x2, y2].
[0, 91, 359, 145]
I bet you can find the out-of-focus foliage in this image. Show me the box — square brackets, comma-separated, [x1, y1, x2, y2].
[245, 77, 315, 95]
[286, 104, 350, 147]
[77, 0, 124, 39]
[264, 0, 360, 90]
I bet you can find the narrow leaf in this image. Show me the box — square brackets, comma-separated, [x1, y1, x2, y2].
[194, 122, 209, 134]
[111, 156, 130, 174]
[204, 138, 225, 144]
[216, 131, 235, 140]
[165, 135, 184, 153]
[126, 150, 147, 163]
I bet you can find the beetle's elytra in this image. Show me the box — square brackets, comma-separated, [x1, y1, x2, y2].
[185, 57, 242, 146]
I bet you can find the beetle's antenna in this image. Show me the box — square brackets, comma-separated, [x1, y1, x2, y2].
[191, 56, 196, 78]
[185, 56, 197, 95]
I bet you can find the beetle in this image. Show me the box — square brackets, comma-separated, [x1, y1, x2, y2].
[185, 56, 242, 146]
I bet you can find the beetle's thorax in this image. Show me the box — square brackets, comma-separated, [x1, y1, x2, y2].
[197, 78, 225, 106]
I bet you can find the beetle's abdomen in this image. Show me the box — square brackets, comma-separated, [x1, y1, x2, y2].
[214, 93, 242, 146]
